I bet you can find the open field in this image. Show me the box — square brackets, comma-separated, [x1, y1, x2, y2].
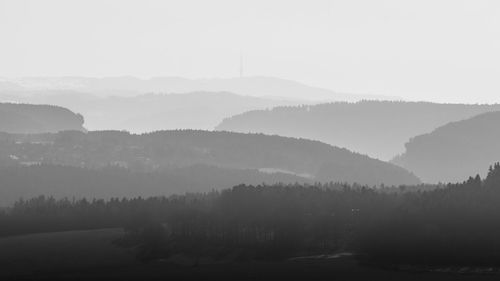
[1, 229, 500, 280]
[0, 228, 136, 280]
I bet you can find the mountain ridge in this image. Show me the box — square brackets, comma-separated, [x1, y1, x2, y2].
[0, 76, 401, 101]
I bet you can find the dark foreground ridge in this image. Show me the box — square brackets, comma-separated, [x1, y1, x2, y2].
[1, 164, 500, 280]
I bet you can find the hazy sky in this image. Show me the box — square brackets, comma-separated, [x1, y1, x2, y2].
[1, 0, 500, 103]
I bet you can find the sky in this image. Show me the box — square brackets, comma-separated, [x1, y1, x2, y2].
[1, 0, 500, 103]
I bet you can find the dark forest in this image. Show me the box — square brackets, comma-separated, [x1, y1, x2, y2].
[2, 163, 499, 268]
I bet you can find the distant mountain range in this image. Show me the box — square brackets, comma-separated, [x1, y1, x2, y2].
[0, 103, 85, 133]
[216, 101, 500, 160]
[0, 76, 403, 132]
[0, 76, 399, 101]
[392, 111, 500, 183]
[0, 130, 420, 187]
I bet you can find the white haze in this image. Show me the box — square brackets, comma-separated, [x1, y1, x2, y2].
[1, 0, 500, 103]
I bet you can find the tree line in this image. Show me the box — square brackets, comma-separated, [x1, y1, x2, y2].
[1, 164, 500, 265]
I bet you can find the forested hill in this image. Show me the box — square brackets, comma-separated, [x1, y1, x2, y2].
[216, 101, 500, 160]
[0, 164, 312, 206]
[0, 90, 308, 132]
[392, 111, 500, 183]
[0, 130, 419, 186]
[0, 103, 85, 133]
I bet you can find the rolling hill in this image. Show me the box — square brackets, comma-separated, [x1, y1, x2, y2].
[0, 76, 398, 101]
[0, 76, 401, 132]
[0, 164, 312, 206]
[216, 101, 500, 160]
[0, 103, 85, 133]
[0, 130, 419, 193]
[392, 111, 500, 183]
[0, 91, 306, 132]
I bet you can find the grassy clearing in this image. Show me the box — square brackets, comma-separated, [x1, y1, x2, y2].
[1, 228, 500, 280]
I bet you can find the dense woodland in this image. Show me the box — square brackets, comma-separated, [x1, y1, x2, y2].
[3, 88, 500, 270]
[216, 101, 500, 160]
[0, 103, 85, 133]
[0, 130, 419, 186]
[0, 90, 303, 132]
[393, 111, 500, 183]
[0, 164, 310, 206]
[2, 164, 500, 266]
